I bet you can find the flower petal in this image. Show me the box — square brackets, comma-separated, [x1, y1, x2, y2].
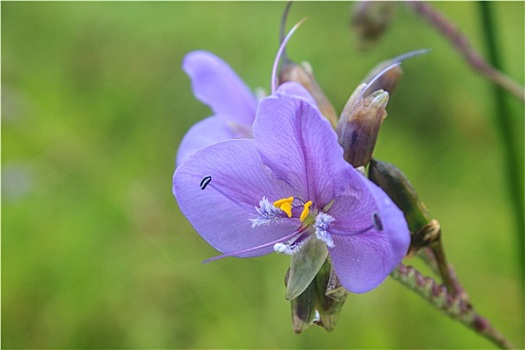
[276, 81, 317, 106]
[183, 50, 257, 125]
[328, 180, 410, 293]
[173, 139, 298, 257]
[253, 86, 351, 206]
[176, 115, 251, 166]
[323, 171, 378, 234]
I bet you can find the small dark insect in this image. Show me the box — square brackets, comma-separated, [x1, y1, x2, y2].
[200, 176, 212, 190]
[372, 212, 383, 231]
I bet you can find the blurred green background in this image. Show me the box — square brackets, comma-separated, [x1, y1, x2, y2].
[2, 2, 523, 349]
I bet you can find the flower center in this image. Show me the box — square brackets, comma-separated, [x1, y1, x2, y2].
[272, 196, 313, 222]
[251, 195, 334, 255]
[198, 176, 381, 263]
[251, 196, 315, 228]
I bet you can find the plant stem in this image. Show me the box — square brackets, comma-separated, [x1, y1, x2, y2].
[391, 264, 516, 349]
[406, 1, 525, 102]
[428, 236, 455, 296]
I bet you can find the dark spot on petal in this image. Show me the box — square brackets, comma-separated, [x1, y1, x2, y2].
[372, 212, 383, 231]
[200, 176, 212, 190]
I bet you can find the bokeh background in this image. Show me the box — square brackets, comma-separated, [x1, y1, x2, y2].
[2, 2, 523, 349]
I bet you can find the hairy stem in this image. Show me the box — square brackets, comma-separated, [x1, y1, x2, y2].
[406, 1, 525, 102]
[391, 264, 516, 349]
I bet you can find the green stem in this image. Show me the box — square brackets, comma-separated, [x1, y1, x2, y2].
[429, 236, 455, 296]
[478, 1, 524, 273]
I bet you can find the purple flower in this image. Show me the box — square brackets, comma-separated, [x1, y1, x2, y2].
[177, 51, 258, 165]
[173, 82, 410, 294]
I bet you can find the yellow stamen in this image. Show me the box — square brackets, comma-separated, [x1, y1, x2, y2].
[300, 201, 313, 222]
[280, 202, 293, 218]
[274, 197, 294, 218]
[273, 197, 294, 207]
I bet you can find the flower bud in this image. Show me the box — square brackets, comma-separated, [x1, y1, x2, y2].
[337, 84, 389, 167]
[362, 61, 403, 95]
[287, 274, 318, 334]
[368, 158, 430, 233]
[351, 1, 397, 50]
[286, 258, 349, 333]
[279, 60, 338, 127]
[361, 49, 429, 95]
[313, 258, 349, 332]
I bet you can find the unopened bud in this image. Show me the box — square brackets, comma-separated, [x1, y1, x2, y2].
[351, 1, 397, 50]
[313, 258, 349, 332]
[362, 62, 403, 95]
[337, 84, 389, 167]
[287, 273, 318, 334]
[286, 258, 349, 333]
[368, 159, 430, 233]
[279, 60, 338, 127]
[362, 49, 430, 95]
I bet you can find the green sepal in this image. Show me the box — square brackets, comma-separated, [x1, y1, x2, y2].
[289, 278, 318, 334]
[313, 258, 350, 331]
[368, 158, 430, 232]
[286, 237, 329, 301]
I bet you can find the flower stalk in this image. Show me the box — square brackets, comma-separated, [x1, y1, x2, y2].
[391, 264, 516, 349]
[406, 1, 525, 102]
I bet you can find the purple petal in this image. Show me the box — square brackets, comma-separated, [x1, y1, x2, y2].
[183, 50, 257, 125]
[328, 180, 410, 293]
[253, 87, 351, 206]
[323, 170, 378, 234]
[173, 139, 298, 257]
[276, 82, 317, 106]
[176, 115, 252, 166]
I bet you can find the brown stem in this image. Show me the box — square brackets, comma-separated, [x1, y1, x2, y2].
[406, 1, 525, 102]
[391, 264, 516, 349]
